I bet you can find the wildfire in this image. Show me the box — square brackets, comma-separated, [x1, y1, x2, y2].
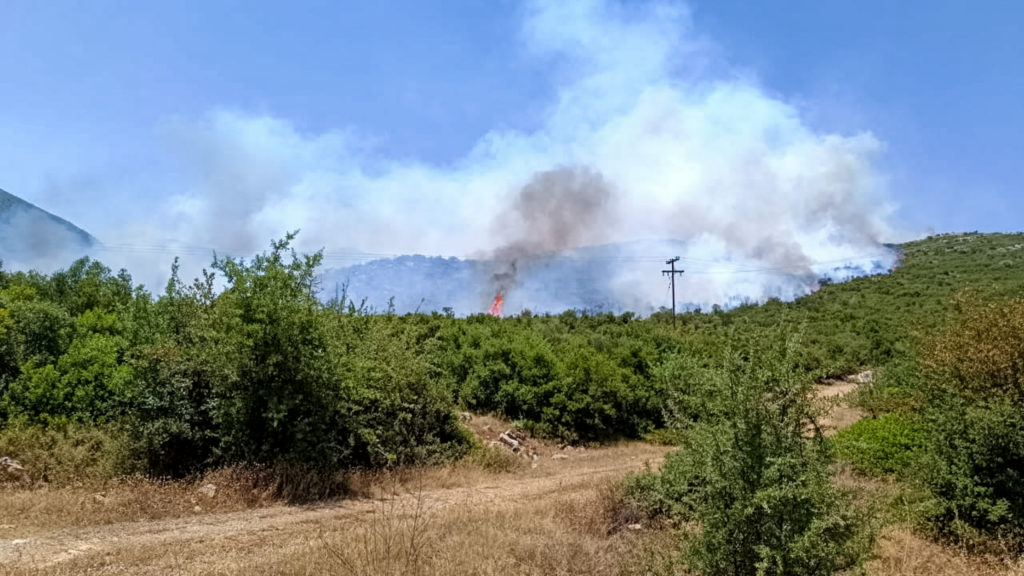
[488, 293, 504, 317]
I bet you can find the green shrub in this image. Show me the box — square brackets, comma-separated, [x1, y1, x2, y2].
[333, 317, 472, 467]
[913, 294, 1024, 549]
[853, 359, 923, 417]
[630, 338, 875, 576]
[442, 319, 667, 443]
[832, 413, 925, 476]
[207, 237, 348, 468]
[0, 422, 141, 483]
[916, 393, 1024, 548]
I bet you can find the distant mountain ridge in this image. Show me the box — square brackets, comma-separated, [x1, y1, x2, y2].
[320, 240, 692, 316]
[320, 239, 896, 316]
[0, 187, 98, 269]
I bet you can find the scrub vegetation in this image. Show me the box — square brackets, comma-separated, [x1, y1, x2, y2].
[3, 231, 1024, 574]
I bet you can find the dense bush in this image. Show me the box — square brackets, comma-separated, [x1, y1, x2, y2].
[629, 338, 874, 576]
[907, 294, 1024, 547]
[0, 236, 473, 478]
[853, 359, 923, 417]
[438, 315, 672, 442]
[917, 392, 1024, 548]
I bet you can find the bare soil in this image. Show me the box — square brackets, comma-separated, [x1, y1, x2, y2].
[0, 441, 669, 574]
[813, 369, 871, 436]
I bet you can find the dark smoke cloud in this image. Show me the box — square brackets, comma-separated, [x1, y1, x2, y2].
[488, 166, 615, 298]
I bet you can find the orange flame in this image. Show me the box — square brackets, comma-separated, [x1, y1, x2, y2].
[488, 293, 504, 317]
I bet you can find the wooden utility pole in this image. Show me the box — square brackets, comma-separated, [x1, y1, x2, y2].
[662, 257, 684, 325]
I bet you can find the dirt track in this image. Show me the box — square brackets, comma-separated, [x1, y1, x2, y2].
[0, 443, 668, 573]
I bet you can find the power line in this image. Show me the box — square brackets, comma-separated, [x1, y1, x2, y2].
[89, 241, 894, 275]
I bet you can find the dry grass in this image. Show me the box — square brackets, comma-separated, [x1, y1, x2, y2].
[832, 447, 1024, 575]
[813, 372, 869, 437]
[866, 526, 1024, 576]
[0, 482, 682, 576]
[294, 479, 682, 576]
[0, 466, 282, 538]
[0, 442, 673, 576]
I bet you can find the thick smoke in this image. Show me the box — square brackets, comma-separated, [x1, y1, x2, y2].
[15, 0, 900, 312]
[489, 166, 615, 298]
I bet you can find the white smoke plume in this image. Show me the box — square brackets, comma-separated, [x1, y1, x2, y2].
[79, 0, 898, 312]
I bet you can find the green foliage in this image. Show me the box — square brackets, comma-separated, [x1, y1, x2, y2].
[2, 229, 1024, 522]
[438, 314, 672, 442]
[832, 413, 925, 476]
[330, 315, 472, 467]
[207, 234, 343, 467]
[127, 236, 470, 474]
[2, 298, 72, 366]
[630, 338, 875, 576]
[916, 393, 1024, 548]
[853, 359, 923, 417]
[906, 292, 1024, 549]
[2, 314, 132, 425]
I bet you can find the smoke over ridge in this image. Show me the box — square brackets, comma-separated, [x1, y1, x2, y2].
[489, 166, 616, 299]
[14, 0, 899, 312]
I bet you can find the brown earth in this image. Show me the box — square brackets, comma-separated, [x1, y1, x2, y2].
[813, 369, 871, 436]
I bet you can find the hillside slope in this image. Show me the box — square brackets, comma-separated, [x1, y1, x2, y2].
[682, 232, 1024, 377]
[0, 188, 97, 269]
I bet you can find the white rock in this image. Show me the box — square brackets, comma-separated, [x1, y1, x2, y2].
[0, 456, 27, 483]
[498, 432, 520, 453]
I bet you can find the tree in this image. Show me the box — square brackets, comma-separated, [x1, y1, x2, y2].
[635, 333, 874, 576]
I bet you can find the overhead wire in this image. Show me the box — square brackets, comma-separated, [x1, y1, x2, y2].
[88, 241, 894, 276]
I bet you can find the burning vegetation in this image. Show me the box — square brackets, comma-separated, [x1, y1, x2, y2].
[488, 293, 504, 317]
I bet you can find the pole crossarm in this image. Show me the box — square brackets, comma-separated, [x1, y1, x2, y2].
[662, 257, 684, 325]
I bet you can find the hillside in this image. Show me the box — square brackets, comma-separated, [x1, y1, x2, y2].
[680, 232, 1024, 377]
[0, 188, 98, 268]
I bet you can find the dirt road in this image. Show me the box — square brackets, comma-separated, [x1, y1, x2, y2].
[0, 443, 668, 574]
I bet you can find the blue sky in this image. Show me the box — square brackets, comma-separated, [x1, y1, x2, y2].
[1, 0, 1021, 253]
